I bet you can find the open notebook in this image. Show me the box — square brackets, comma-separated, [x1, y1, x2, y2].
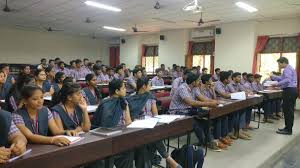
[55, 135, 84, 144]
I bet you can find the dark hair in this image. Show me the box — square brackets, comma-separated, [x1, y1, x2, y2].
[19, 65, 30, 72]
[96, 60, 102, 63]
[70, 60, 75, 65]
[228, 70, 234, 75]
[201, 74, 212, 84]
[41, 58, 46, 62]
[183, 69, 191, 75]
[55, 72, 65, 83]
[161, 64, 165, 66]
[34, 69, 45, 77]
[85, 73, 94, 82]
[21, 84, 44, 100]
[192, 67, 197, 70]
[246, 73, 254, 79]
[254, 74, 262, 79]
[242, 72, 247, 76]
[45, 66, 53, 74]
[0, 64, 9, 70]
[83, 58, 89, 62]
[109, 79, 123, 95]
[202, 68, 208, 72]
[186, 73, 200, 85]
[57, 83, 81, 104]
[48, 59, 54, 64]
[75, 59, 82, 64]
[215, 68, 220, 72]
[132, 68, 142, 76]
[232, 72, 241, 78]
[277, 57, 289, 64]
[58, 61, 65, 66]
[136, 77, 150, 91]
[155, 68, 162, 74]
[93, 64, 101, 72]
[63, 77, 74, 84]
[55, 57, 61, 61]
[220, 71, 231, 82]
[115, 65, 123, 73]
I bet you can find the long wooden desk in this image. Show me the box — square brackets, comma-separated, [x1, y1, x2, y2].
[1, 134, 112, 168]
[1, 117, 193, 168]
[209, 96, 264, 119]
[110, 117, 193, 155]
[258, 90, 283, 100]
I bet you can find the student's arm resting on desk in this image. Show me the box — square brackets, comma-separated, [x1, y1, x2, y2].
[8, 130, 27, 156]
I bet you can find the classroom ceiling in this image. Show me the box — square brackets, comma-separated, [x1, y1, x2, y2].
[0, 0, 299, 39]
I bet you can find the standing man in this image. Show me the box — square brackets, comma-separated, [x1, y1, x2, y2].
[271, 57, 298, 135]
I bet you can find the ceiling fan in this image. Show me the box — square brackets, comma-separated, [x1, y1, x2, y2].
[15, 25, 63, 32]
[132, 25, 148, 33]
[84, 17, 95, 23]
[2, 0, 17, 12]
[184, 12, 220, 26]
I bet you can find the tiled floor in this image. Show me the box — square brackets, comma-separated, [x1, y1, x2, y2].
[159, 111, 300, 168]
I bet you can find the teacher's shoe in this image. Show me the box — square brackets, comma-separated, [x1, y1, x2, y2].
[276, 129, 292, 135]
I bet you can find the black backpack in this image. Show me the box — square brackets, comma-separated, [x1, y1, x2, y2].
[171, 145, 204, 168]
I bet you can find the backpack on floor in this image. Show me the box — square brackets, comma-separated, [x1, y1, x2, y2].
[171, 145, 204, 168]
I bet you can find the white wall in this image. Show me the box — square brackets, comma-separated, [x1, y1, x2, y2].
[215, 21, 257, 73]
[120, 29, 189, 69]
[119, 17, 300, 70]
[0, 26, 110, 65]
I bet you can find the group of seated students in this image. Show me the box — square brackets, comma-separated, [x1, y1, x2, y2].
[0, 57, 282, 166]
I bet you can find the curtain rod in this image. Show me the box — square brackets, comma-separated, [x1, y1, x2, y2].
[266, 33, 299, 38]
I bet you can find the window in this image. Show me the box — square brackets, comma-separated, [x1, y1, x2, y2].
[192, 55, 211, 73]
[191, 41, 214, 73]
[257, 37, 298, 81]
[142, 45, 159, 74]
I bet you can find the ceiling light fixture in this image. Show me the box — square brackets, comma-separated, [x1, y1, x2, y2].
[103, 26, 126, 32]
[183, 0, 202, 12]
[235, 2, 258, 13]
[85, 1, 121, 12]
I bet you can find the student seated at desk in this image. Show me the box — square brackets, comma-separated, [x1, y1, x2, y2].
[212, 68, 221, 82]
[127, 78, 182, 168]
[170, 70, 190, 96]
[52, 83, 91, 134]
[114, 65, 125, 81]
[0, 64, 15, 85]
[18, 65, 31, 77]
[44, 66, 55, 88]
[201, 68, 208, 75]
[70, 59, 88, 81]
[92, 79, 134, 168]
[169, 73, 217, 146]
[0, 109, 27, 164]
[82, 74, 101, 105]
[151, 68, 165, 86]
[240, 72, 247, 85]
[126, 68, 142, 93]
[6, 74, 36, 112]
[242, 74, 256, 128]
[12, 85, 72, 146]
[34, 69, 54, 97]
[160, 64, 170, 77]
[107, 67, 115, 81]
[194, 74, 232, 151]
[56, 61, 71, 77]
[53, 72, 66, 94]
[172, 66, 182, 80]
[225, 72, 251, 140]
[0, 71, 12, 100]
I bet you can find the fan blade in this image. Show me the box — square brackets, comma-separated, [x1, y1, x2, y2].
[184, 19, 199, 23]
[203, 19, 220, 23]
[51, 29, 64, 31]
[136, 31, 148, 32]
[152, 18, 176, 23]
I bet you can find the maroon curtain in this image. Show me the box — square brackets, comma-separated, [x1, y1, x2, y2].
[297, 33, 300, 97]
[141, 45, 146, 66]
[185, 41, 193, 68]
[252, 36, 269, 74]
[109, 46, 120, 67]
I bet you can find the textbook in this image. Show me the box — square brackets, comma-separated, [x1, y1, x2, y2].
[127, 118, 159, 128]
[154, 115, 184, 124]
[87, 105, 98, 113]
[90, 127, 122, 136]
[55, 135, 84, 144]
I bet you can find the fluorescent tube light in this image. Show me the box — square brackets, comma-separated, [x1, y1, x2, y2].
[85, 1, 121, 12]
[235, 2, 258, 13]
[103, 26, 126, 32]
